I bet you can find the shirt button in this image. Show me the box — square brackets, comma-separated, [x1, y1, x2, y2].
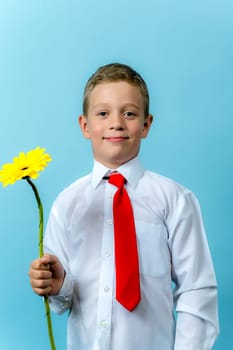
[107, 218, 113, 225]
[104, 286, 110, 293]
[105, 250, 112, 257]
[100, 320, 108, 328]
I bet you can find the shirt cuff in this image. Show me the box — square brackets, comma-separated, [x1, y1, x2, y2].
[48, 271, 73, 314]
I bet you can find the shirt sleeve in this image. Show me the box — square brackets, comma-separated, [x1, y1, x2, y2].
[43, 204, 74, 314]
[167, 189, 219, 349]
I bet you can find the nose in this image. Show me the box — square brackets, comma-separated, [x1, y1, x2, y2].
[109, 112, 125, 130]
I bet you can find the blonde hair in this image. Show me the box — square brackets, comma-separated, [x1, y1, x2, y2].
[83, 63, 149, 117]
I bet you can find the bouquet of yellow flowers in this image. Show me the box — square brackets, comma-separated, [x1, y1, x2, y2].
[0, 147, 56, 350]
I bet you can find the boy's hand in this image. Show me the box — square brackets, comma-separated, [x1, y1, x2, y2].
[28, 254, 65, 296]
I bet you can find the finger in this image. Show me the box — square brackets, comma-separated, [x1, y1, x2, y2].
[30, 255, 63, 272]
[39, 263, 50, 270]
[29, 258, 54, 278]
[30, 278, 52, 289]
[30, 259, 42, 270]
[42, 255, 64, 279]
[30, 258, 50, 271]
[32, 286, 52, 297]
[29, 269, 52, 280]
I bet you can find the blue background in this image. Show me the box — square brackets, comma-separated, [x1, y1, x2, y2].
[0, 0, 232, 348]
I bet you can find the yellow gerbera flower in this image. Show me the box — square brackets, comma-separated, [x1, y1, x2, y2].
[0, 147, 52, 187]
[1, 146, 55, 349]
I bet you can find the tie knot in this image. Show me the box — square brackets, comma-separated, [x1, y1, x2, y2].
[108, 173, 125, 188]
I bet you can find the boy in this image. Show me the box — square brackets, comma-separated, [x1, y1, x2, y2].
[29, 63, 219, 350]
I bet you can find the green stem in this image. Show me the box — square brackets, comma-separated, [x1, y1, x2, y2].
[26, 178, 44, 257]
[26, 178, 56, 350]
[44, 296, 56, 350]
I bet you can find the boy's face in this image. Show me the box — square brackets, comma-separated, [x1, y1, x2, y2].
[79, 81, 153, 169]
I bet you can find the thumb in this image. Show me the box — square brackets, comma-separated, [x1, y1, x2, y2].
[42, 254, 65, 278]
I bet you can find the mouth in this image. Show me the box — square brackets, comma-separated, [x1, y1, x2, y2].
[103, 136, 129, 143]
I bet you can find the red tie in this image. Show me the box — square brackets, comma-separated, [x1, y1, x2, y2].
[108, 173, 141, 311]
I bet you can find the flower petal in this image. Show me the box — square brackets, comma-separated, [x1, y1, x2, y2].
[0, 147, 52, 187]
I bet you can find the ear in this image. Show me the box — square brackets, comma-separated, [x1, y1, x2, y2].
[78, 115, 90, 139]
[141, 114, 153, 139]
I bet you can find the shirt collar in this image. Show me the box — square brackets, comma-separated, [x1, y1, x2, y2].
[91, 157, 144, 189]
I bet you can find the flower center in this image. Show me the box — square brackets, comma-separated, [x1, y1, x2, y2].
[21, 167, 29, 170]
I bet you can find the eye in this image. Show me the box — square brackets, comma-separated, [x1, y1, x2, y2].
[97, 111, 108, 117]
[123, 111, 136, 118]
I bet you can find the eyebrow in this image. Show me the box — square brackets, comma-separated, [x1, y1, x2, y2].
[122, 103, 141, 110]
[92, 103, 110, 109]
[92, 103, 141, 110]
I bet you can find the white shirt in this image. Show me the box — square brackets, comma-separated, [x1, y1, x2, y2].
[44, 157, 219, 350]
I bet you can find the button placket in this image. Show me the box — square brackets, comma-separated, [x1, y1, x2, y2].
[95, 181, 115, 350]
